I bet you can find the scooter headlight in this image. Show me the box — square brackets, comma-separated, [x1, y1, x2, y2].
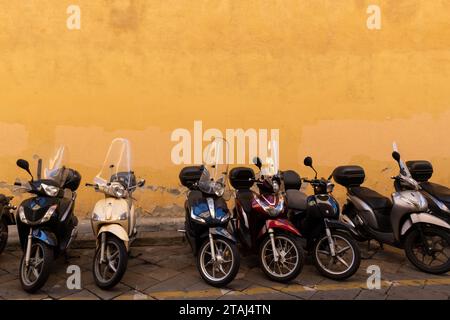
[119, 212, 128, 220]
[41, 183, 60, 197]
[18, 206, 28, 224]
[40, 205, 58, 223]
[213, 182, 225, 197]
[110, 182, 128, 198]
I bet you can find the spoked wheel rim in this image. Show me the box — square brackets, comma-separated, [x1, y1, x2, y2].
[94, 241, 122, 283]
[315, 234, 355, 275]
[411, 232, 450, 269]
[199, 239, 235, 282]
[261, 235, 300, 278]
[21, 242, 45, 286]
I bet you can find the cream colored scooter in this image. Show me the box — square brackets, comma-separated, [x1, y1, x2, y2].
[86, 138, 145, 289]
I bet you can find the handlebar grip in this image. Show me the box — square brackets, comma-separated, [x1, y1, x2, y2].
[14, 182, 21, 186]
[85, 183, 96, 187]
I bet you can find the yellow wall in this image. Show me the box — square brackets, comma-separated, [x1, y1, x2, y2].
[0, 1, 449, 217]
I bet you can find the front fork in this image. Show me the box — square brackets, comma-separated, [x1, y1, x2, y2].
[25, 228, 33, 267]
[209, 231, 216, 262]
[100, 232, 106, 263]
[324, 220, 336, 257]
[269, 228, 280, 262]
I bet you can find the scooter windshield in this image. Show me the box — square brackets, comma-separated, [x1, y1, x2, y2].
[198, 138, 229, 196]
[94, 138, 133, 188]
[260, 140, 279, 178]
[44, 146, 68, 187]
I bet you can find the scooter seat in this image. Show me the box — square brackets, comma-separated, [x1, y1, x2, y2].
[421, 182, 450, 205]
[286, 189, 308, 211]
[236, 189, 254, 213]
[349, 186, 392, 212]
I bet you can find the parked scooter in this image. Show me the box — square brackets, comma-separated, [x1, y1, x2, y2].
[230, 140, 304, 282]
[179, 138, 240, 287]
[392, 144, 450, 273]
[86, 138, 145, 289]
[0, 195, 16, 255]
[338, 149, 450, 274]
[14, 146, 81, 292]
[284, 157, 361, 280]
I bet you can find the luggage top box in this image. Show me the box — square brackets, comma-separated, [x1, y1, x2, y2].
[282, 170, 302, 190]
[179, 166, 203, 189]
[229, 167, 255, 190]
[406, 160, 433, 182]
[333, 165, 365, 187]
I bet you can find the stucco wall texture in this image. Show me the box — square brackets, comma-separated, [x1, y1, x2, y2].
[0, 1, 449, 217]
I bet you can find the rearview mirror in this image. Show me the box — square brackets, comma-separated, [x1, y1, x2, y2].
[16, 159, 33, 181]
[303, 156, 313, 167]
[253, 157, 262, 169]
[392, 151, 401, 162]
[137, 179, 146, 188]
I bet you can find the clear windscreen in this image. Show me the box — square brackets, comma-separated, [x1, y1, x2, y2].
[43, 146, 68, 187]
[94, 138, 132, 188]
[198, 138, 229, 196]
[260, 140, 279, 177]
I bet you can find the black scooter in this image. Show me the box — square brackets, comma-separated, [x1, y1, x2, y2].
[284, 157, 361, 280]
[178, 165, 240, 287]
[0, 195, 16, 254]
[15, 157, 81, 292]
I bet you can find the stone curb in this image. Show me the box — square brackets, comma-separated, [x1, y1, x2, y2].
[6, 217, 186, 249]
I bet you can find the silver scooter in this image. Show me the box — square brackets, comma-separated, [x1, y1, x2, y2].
[337, 149, 450, 274]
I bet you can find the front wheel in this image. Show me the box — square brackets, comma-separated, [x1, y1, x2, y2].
[93, 234, 128, 290]
[404, 225, 450, 274]
[0, 218, 8, 254]
[197, 237, 240, 287]
[259, 233, 304, 282]
[19, 241, 53, 293]
[313, 230, 361, 280]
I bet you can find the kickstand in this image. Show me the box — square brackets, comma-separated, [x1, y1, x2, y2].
[361, 240, 380, 260]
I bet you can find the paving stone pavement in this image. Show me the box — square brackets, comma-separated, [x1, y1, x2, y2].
[0, 243, 449, 300]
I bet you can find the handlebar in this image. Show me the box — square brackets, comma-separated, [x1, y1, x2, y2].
[85, 183, 98, 187]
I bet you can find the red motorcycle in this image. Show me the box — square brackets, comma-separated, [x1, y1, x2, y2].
[229, 141, 304, 282]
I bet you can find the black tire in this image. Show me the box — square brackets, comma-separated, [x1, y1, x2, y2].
[93, 234, 128, 290]
[259, 233, 304, 283]
[404, 225, 450, 274]
[196, 237, 240, 287]
[0, 218, 8, 255]
[313, 230, 361, 280]
[19, 241, 53, 293]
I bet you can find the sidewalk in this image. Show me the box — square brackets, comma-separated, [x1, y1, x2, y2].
[6, 217, 186, 249]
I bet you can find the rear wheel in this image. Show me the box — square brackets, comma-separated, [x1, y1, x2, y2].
[404, 225, 450, 274]
[0, 218, 8, 254]
[259, 233, 304, 282]
[197, 237, 240, 287]
[93, 234, 128, 290]
[19, 241, 53, 293]
[313, 230, 361, 280]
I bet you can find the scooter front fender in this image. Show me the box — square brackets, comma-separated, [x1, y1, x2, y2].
[209, 227, 236, 243]
[257, 219, 301, 240]
[401, 213, 450, 237]
[326, 219, 362, 240]
[97, 224, 129, 249]
[32, 229, 57, 247]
